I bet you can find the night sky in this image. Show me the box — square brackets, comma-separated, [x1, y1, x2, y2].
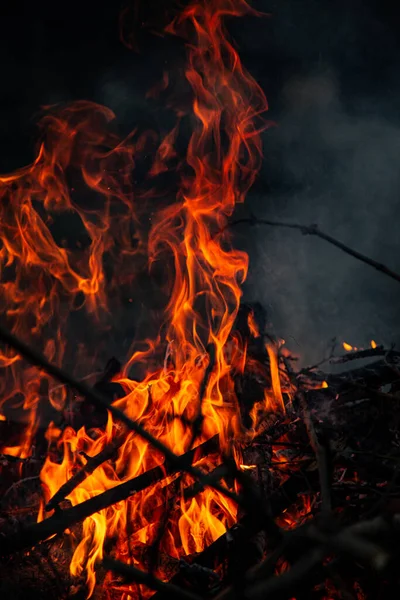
[1, 0, 399, 364]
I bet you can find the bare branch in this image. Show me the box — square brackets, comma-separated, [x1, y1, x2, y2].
[229, 217, 400, 285]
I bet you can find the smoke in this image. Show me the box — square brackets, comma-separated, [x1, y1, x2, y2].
[235, 2, 400, 365]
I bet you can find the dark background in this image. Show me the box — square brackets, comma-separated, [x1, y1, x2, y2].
[1, 0, 399, 364]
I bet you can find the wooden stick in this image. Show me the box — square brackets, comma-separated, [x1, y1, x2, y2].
[0, 324, 241, 507]
[46, 435, 125, 511]
[0, 435, 219, 556]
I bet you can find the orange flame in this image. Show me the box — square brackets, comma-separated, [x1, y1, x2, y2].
[266, 343, 285, 412]
[277, 494, 313, 530]
[247, 310, 260, 338]
[0, 1, 283, 596]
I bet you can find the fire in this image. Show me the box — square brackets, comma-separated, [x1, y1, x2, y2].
[343, 340, 378, 352]
[277, 494, 314, 530]
[266, 343, 285, 412]
[247, 310, 260, 338]
[0, 0, 281, 596]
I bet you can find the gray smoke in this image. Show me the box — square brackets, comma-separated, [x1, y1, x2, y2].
[234, 2, 400, 363]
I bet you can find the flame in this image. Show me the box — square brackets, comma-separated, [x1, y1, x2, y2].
[247, 310, 260, 338]
[0, 1, 283, 596]
[342, 342, 353, 352]
[277, 494, 313, 530]
[370, 340, 377, 349]
[266, 343, 285, 412]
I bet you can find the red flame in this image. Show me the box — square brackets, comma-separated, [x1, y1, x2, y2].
[0, 1, 280, 596]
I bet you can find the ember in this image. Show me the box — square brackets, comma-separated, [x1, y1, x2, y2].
[1, 1, 400, 600]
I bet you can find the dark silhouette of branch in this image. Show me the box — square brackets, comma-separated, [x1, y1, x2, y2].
[0, 324, 240, 507]
[0, 435, 219, 556]
[228, 217, 400, 284]
[215, 515, 392, 600]
[45, 435, 125, 511]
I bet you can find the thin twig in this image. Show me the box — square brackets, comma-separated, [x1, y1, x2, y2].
[103, 556, 203, 600]
[215, 514, 394, 600]
[297, 392, 331, 517]
[4, 476, 40, 498]
[330, 346, 386, 364]
[228, 217, 400, 285]
[46, 434, 126, 511]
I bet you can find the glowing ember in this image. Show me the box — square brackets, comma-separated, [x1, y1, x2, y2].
[247, 310, 260, 338]
[0, 0, 282, 596]
[277, 494, 314, 530]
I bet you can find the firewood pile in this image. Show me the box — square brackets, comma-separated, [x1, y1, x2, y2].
[1, 317, 400, 599]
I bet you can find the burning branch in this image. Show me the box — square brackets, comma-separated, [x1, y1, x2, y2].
[0, 323, 240, 506]
[45, 436, 126, 512]
[0, 435, 219, 556]
[2, 0, 400, 597]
